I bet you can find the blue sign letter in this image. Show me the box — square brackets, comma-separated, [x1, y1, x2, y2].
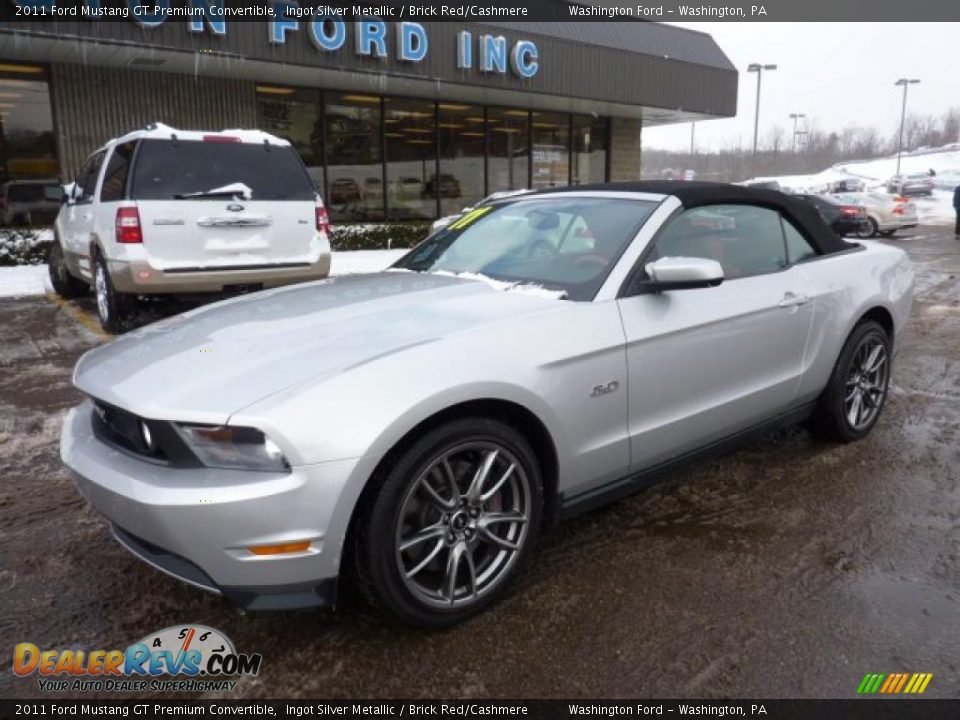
[479, 35, 507, 73]
[309, 19, 346, 51]
[397, 22, 427, 62]
[188, 0, 226, 36]
[129, 0, 169, 27]
[457, 30, 472, 69]
[510, 40, 538, 78]
[270, 1, 299, 44]
[356, 20, 387, 58]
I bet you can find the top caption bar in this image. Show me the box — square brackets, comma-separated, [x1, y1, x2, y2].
[5, 0, 960, 22]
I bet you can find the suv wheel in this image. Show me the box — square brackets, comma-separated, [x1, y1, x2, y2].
[355, 418, 543, 628]
[811, 320, 891, 442]
[93, 254, 136, 334]
[48, 241, 89, 299]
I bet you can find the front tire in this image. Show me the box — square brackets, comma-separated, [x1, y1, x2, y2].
[93, 254, 136, 334]
[48, 241, 89, 299]
[811, 320, 891, 442]
[354, 418, 543, 628]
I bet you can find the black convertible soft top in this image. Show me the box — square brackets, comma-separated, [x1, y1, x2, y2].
[538, 181, 854, 255]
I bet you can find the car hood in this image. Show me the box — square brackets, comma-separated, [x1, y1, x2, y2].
[73, 272, 561, 423]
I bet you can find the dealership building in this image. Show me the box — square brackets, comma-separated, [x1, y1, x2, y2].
[0, 11, 737, 222]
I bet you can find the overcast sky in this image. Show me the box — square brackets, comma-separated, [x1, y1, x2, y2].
[643, 23, 959, 151]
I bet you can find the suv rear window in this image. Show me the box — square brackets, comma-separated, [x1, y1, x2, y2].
[130, 139, 315, 201]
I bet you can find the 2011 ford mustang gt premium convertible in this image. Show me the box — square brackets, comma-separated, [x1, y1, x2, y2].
[61, 182, 914, 627]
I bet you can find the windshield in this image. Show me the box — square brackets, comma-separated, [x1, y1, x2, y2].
[394, 196, 658, 301]
[130, 139, 315, 201]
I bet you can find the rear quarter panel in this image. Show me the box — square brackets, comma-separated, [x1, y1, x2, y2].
[796, 241, 913, 402]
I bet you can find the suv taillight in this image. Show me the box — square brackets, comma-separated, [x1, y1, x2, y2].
[116, 206, 143, 244]
[315, 204, 330, 235]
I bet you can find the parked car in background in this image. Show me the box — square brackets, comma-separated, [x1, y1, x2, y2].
[792, 193, 869, 236]
[63, 182, 913, 628]
[833, 192, 918, 238]
[48, 123, 331, 333]
[0, 178, 62, 227]
[886, 174, 934, 196]
[329, 178, 362, 204]
[430, 188, 533, 233]
[825, 177, 866, 194]
[424, 173, 462, 199]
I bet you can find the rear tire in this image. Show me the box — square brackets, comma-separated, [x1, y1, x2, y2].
[855, 218, 878, 238]
[93, 254, 136, 334]
[48, 241, 88, 299]
[354, 417, 543, 628]
[810, 320, 891, 442]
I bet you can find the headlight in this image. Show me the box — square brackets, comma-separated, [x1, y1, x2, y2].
[176, 424, 289, 472]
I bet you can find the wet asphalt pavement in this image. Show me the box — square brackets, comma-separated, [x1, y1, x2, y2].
[1, 228, 958, 700]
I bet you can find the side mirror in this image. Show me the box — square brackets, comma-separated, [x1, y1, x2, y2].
[641, 256, 724, 292]
[62, 182, 77, 205]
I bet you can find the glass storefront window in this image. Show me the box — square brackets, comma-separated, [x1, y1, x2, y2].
[487, 107, 529, 194]
[572, 115, 608, 185]
[0, 64, 60, 227]
[256, 85, 323, 195]
[438, 102, 484, 217]
[531, 112, 570, 190]
[325, 93, 384, 221]
[385, 98, 437, 221]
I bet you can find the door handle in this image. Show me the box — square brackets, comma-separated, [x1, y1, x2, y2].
[778, 292, 811, 308]
[82, 213, 93, 221]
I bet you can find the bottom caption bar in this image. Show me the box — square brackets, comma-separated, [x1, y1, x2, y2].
[3, 700, 960, 720]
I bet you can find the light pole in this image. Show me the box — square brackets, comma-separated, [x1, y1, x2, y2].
[789, 113, 805, 153]
[748, 63, 777, 179]
[894, 78, 920, 176]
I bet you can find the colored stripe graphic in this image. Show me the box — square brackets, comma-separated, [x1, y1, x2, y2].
[857, 672, 932, 694]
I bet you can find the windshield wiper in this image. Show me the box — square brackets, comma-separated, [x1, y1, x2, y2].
[174, 182, 253, 200]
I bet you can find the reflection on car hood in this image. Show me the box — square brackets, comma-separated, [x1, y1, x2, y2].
[73, 272, 560, 423]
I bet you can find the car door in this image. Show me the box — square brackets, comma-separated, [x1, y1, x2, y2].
[617, 203, 816, 470]
[66, 150, 106, 280]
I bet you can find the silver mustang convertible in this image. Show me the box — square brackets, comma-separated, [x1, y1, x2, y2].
[61, 182, 914, 627]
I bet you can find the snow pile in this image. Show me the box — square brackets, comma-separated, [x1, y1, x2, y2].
[434, 270, 568, 300]
[746, 142, 960, 225]
[331, 249, 407, 274]
[0, 228, 54, 266]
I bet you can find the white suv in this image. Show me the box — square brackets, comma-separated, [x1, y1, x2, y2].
[49, 123, 331, 332]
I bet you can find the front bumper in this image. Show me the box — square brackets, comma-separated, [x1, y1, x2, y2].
[107, 253, 331, 294]
[61, 401, 358, 610]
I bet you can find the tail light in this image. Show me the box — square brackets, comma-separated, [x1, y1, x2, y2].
[892, 206, 905, 215]
[115, 206, 143, 244]
[315, 204, 330, 235]
[841, 207, 858, 216]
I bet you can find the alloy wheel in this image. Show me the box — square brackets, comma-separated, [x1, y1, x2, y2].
[845, 336, 888, 431]
[394, 442, 531, 609]
[94, 262, 109, 322]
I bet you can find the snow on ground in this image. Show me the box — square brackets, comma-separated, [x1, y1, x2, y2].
[0, 265, 52, 299]
[0, 249, 409, 299]
[747, 143, 960, 225]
